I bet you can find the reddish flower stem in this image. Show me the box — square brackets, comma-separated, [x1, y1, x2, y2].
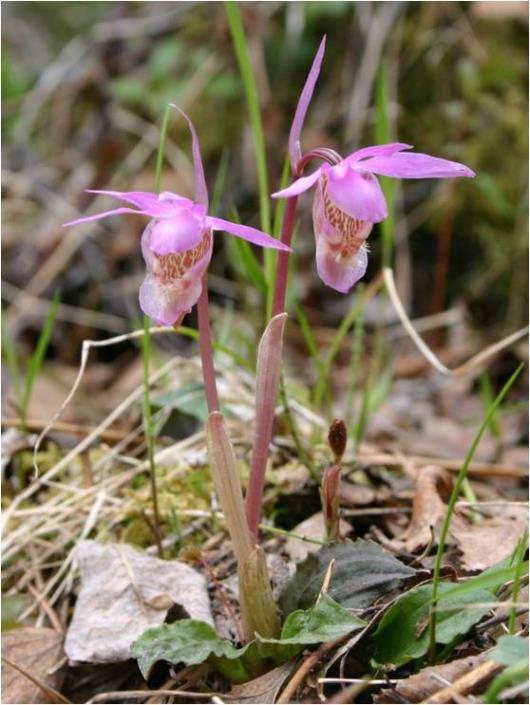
[247, 150, 340, 536]
[197, 274, 220, 413]
[271, 195, 299, 317]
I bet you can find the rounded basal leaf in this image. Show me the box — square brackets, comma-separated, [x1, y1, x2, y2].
[279, 540, 416, 617]
[130, 619, 250, 681]
[369, 583, 495, 669]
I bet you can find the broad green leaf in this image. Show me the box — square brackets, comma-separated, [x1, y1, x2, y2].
[279, 540, 416, 616]
[132, 596, 365, 683]
[369, 583, 494, 669]
[131, 619, 250, 682]
[486, 636, 529, 703]
[280, 594, 365, 643]
[491, 635, 529, 667]
[258, 594, 365, 663]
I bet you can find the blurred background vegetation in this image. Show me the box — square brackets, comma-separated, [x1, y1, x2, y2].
[2, 1, 528, 421]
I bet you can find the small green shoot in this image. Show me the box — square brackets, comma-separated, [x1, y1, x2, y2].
[429, 363, 525, 661]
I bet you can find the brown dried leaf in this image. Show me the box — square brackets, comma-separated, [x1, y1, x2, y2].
[374, 652, 488, 704]
[64, 540, 212, 664]
[401, 466, 452, 553]
[452, 518, 528, 571]
[1, 627, 65, 704]
[224, 662, 294, 703]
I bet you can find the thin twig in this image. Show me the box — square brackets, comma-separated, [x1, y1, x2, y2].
[351, 451, 527, 479]
[384, 267, 528, 377]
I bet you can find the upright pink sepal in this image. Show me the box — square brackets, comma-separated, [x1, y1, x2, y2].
[288, 36, 326, 171]
[171, 105, 209, 208]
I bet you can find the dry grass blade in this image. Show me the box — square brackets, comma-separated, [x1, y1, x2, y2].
[384, 267, 528, 376]
[31, 326, 173, 478]
[354, 451, 527, 479]
[87, 689, 220, 703]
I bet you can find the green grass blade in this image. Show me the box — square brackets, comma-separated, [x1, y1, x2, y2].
[20, 290, 61, 422]
[226, 207, 268, 294]
[480, 371, 503, 451]
[1, 314, 21, 406]
[508, 530, 528, 633]
[441, 562, 528, 601]
[429, 363, 525, 660]
[294, 302, 326, 381]
[345, 312, 364, 429]
[225, 1, 274, 311]
[353, 373, 372, 451]
[211, 148, 230, 216]
[313, 286, 367, 409]
[375, 63, 395, 269]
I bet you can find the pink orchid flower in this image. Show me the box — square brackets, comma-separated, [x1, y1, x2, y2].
[272, 37, 475, 294]
[65, 107, 289, 326]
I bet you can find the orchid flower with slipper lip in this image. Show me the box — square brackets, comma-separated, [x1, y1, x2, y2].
[65, 107, 289, 326]
[271, 36, 475, 294]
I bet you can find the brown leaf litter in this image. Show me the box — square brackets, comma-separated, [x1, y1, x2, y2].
[2, 627, 65, 704]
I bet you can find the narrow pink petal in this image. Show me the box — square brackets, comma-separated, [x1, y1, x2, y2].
[327, 164, 388, 222]
[346, 143, 413, 163]
[271, 167, 322, 199]
[207, 217, 291, 251]
[148, 209, 205, 254]
[315, 240, 369, 293]
[359, 152, 476, 179]
[63, 207, 154, 227]
[288, 36, 326, 170]
[85, 189, 173, 213]
[171, 105, 209, 207]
